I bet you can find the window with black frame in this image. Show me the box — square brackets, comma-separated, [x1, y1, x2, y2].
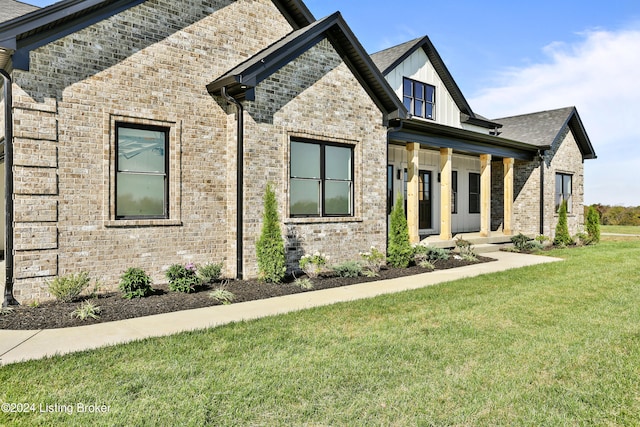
[469, 172, 480, 214]
[290, 139, 353, 217]
[403, 77, 435, 120]
[555, 173, 573, 213]
[116, 123, 169, 219]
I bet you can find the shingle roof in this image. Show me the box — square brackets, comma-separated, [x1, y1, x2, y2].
[495, 106, 596, 159]
[370, 37, 423, 75]
[0, 0, 38, 24]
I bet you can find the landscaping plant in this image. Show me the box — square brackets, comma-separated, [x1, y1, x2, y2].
[71, 301, 101, 320]
[256, 183, 287, 283]
[586, 205, 601, 243]
[299, 252, 327, 278]
[166, 263, 201, 293]
[360, 246, 386, 275]
[197, 262, 223, 284]
[553, 200, 573, 246]
[208, 283, 236, 305]
[48, 271, 91, 303]
[332, 260, 363, 278]
[387, 195, 413, 268]
[119, 267, 154, 299]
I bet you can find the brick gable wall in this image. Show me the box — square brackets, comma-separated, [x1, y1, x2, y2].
[7, 0, 389, 302]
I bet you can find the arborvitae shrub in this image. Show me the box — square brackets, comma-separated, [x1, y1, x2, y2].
[256, 183, 286, 283]
[387, 195, 413, 268]
[586, 205, 601, 244]
[553, 200, 573, 246]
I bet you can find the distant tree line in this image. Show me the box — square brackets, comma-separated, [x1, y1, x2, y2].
[586, 205, 640, 226]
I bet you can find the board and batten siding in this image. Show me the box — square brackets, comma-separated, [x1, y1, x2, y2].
[388, 145, 480, 235]
[384, 48, 461, 128]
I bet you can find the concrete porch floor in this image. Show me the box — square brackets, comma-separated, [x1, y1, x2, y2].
[420, 231, 514, 251]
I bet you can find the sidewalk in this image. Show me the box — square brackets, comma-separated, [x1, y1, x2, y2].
[0, 251, 561, 366]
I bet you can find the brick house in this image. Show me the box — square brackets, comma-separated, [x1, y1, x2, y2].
[371, 37, 596, 244]
[0, 0, 595, 304]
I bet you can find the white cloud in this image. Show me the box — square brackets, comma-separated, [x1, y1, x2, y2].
[469, 28, 640, 206]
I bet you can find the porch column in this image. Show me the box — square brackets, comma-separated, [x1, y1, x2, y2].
[480, 154, 492, 237]
[439, 148, 452, 240]
[406, 143, 420, 244]
[503, 157, 514, 235]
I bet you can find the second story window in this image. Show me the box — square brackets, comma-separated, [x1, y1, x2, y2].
[403, 78, 435, 120]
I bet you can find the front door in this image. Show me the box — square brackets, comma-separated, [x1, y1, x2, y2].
[404, 169, 432, 230]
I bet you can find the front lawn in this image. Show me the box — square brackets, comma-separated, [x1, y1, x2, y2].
[601, 224, 640, 235]
[1, 241, 639, 426]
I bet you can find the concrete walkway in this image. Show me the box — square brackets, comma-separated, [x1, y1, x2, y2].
[0, 251, 562, 366]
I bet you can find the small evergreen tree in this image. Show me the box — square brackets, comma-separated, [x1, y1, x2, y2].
[586, 205, 601, 244]
[553, 200, 573, 246]
[387, 195, 413, 268]
[256, 183, 286, 283]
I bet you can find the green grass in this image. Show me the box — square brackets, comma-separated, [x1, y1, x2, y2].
[601, 224, 640, 235]
[2, 241, 640, 425]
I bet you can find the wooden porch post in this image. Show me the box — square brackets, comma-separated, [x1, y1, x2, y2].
[480, 154, 491, 237]
[406, 143, 420, 244]
[503, 157, 514, 235]
[439, 148, 452, 240]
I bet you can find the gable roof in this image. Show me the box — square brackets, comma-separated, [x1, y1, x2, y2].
[0, 0, 315, 70]
[495, 106, 596, 160]
[208, 12, 406, 122]
[371, 36, 501, 129]
[0, 0, 39, 24]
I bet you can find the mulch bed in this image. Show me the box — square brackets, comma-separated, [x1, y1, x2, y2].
[0, 256, 495, 330]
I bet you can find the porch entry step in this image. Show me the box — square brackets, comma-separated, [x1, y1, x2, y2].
[419, 233, 514, 252]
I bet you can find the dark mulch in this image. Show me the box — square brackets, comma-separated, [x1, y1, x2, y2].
[0, 256, 495, 330]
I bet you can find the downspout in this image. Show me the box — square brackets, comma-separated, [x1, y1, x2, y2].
[538, 150, 545, 236]
[221, 87, 244, 279]
[0, 69, 16, 306]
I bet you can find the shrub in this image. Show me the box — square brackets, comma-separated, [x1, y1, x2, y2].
[48, 272, 91, 303]
[294, 277, 314, 290]
[209, 284, 236, 305]
[119, 267, 154, 299]
[414, 245, 450, 264]
[166, 263, 201, 293]
[360, 246, 386, 274]
[586, 206, 601, 244]
[0, 306, 14, 315]
[299, 252, 327, 278]
[388, 195, 413, 268]
[553, 200, 573, 246]
[332, 260, 363, 278]
[455, 237, 477, 259]
[71, 301, 101, 320]
[198, 262, 223, 284]
[418, 260, 435, 270]
[256, 183, 286, 283]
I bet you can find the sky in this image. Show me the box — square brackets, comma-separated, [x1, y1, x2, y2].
[24, 0, 640, 206]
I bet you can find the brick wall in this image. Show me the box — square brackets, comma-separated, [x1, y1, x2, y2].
[9, 0, 296, 301]
[511, 127, 585, 238]
[8, 0, 388, 301]
[242, 38, 388, 276]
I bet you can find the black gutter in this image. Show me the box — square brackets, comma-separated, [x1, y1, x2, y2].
[220, 87, 244, 280]
[1, 69, 16, 306]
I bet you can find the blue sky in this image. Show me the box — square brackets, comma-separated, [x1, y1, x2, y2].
[24, 0, 640, 205]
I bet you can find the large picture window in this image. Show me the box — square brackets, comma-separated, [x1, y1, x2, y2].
[403, 77, 435, 120]
[469, 172, 480, 214]
[290, 139, 353, 217]
[556, 173, 572, 213]
[116, 123, 169, 219]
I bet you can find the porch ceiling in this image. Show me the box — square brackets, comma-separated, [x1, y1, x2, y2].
[390, 119, 546, 161]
